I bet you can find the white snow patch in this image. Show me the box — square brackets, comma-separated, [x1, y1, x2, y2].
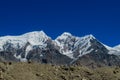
[104, 44, 120, 55]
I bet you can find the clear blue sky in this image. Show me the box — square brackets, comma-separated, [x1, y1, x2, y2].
[0, 0, 120, 46]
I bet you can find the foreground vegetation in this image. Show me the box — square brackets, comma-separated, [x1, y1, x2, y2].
[0, 62, 120, 80]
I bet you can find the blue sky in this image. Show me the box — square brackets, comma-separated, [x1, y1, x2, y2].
[0, 0, 120, 46]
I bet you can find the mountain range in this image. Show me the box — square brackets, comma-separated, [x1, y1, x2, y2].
[0, 31, 120, 67]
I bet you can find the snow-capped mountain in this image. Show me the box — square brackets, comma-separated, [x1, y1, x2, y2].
[0, 31, 72, 64]
[55, 32, 96, 59]
[0, 31, 50, 61]
[0, 30, 120, 66]
[0, 31, 49, 50]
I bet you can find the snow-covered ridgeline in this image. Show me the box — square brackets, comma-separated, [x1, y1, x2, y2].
[55, 32, 95, 59]
[0, 30, 120, 60]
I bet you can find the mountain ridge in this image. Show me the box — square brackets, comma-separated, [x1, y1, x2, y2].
[0, 30, 119, 67]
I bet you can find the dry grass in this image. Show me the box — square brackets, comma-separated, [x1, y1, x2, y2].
[0, 62, 119, 80]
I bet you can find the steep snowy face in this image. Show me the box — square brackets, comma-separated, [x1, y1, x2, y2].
[0, 31, 51, 61]
[55, 32, 78, 58]
[76, 34, 95, 56]
[22, 31, 50, 46]
[0, 31, 50, 51]
[55, 32, 96, 59]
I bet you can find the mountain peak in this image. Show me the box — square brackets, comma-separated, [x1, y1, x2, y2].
[81, 34, 95, 40]
[21, 31, 51, 45]
[22, 30, 48, 37]
[62, 32, 72, 36]
[55, 32, 73, 41]
[55, 33, 97, 59]
[0, 30, 51, 51]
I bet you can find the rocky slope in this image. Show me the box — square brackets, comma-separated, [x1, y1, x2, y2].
[0, 62, 120, 80]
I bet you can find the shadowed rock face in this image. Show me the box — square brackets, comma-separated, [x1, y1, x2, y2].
[26, 42, 72, 65]
[0, 38, 72, 65]
[73, 39, 120, 67]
